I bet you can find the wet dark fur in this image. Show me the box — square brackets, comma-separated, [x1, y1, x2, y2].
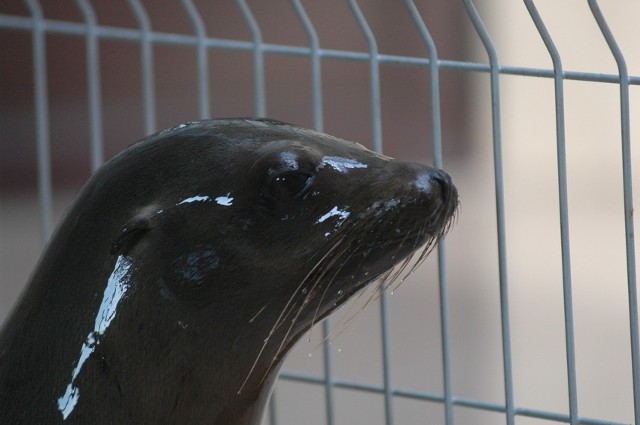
[0, 119, 457, 424]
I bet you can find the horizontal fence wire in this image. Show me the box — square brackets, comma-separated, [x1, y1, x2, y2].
[278, 371, 630, 425]
[0, 1, 638, 425]
[2, 13, 640, 85]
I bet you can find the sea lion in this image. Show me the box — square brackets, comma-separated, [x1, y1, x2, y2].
[0, 118, 457, 424]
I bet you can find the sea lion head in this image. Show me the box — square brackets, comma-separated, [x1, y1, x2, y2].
[109, 119, 457, 335]
[106, 117, 457, 358]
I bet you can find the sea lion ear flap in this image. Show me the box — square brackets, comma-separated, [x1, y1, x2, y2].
[111, 210, 158, 255]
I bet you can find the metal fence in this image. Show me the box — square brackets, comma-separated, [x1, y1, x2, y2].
[0, 1, 638, 425]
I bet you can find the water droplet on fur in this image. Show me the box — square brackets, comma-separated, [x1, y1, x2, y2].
[301, 288, 308, 295]
[337, 290, 344, 297]
[307, 338, 311, 342]
[390, 291, 395, 295]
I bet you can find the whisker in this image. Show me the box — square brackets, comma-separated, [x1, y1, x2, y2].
[237, 237, 346, 394]
[315, 284, 379, 349]
[308, 244, 356, 335]
[240, 191, 458, 394]
[249, 302, 271, 324]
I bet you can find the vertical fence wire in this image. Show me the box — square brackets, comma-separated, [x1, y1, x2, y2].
[522, 3, 579, 423]
[181, 0, 211, 120]
[24, 0, 54, 243]
[235, 0, 266, 118]
[127, 0, 156, 135]
[75, 0, 104, 171]
[291, 0, 323, 133]
[268, 390, 278, 425]
[587, 3, 640, 424]
[347, 0, 383, 154]
[402, 2, 454, 424]
[346, 2, 392, 424]
[291, 1, 335, 424]
[461, 2, 515, 424]
[402, 1, 442, 162]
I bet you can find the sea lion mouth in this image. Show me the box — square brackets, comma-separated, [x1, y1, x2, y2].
[334, 200, 456, 286]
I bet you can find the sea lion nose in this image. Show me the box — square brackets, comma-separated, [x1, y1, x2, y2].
[414, 168, 458, 210]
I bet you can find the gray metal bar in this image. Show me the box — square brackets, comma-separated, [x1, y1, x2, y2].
[461, 2, 514, 424]
[291, 0, 323, 132]
[347, 0, 382, 153]
[126, 0, 156, 135]
[289, 3, 333, 423]
[401, 2, 454, 424]
[522, 3, 578, 424]
[278, 370, 629, 425]
[402, 0, 442, 163]
[2, 14, 640, 86]
[377, 291, 393, 425]
[320, 320, 335, 425]
[181, 0, 210, 119]
[346, 2, 391, 424]
[235, 0, 266, 118]
[587, 2, 639, 424]
[24, 0, 54, 243]
[75, 0, 104, 171]
[268, 389, 277, 425]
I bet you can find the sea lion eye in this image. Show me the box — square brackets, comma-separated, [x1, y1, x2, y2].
[267, 171, 315, 201]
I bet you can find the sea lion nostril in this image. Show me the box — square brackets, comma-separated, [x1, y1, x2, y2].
[432, 170, 454, 204]
[414, 169, 454, 203]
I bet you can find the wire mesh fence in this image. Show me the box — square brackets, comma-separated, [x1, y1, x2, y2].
[0, 1, 638, 424]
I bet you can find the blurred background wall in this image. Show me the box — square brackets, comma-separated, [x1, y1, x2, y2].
[1, 1, 639, 424]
